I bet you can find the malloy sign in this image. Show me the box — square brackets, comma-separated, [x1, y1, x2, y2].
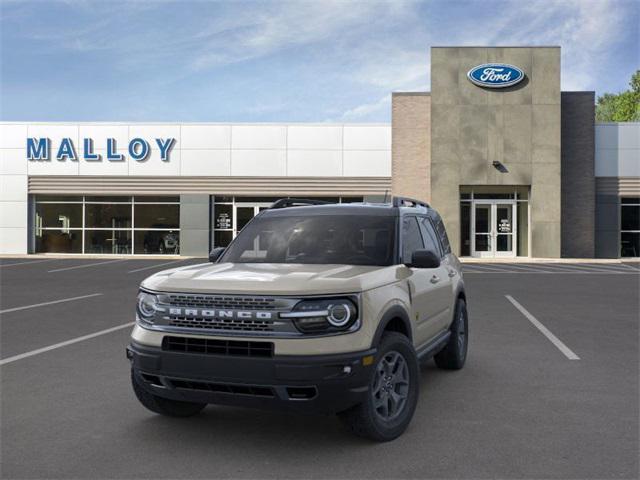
[26, 137, 176, 162]
[467, 63, 525, 88]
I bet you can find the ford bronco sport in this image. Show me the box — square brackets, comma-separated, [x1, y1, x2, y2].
[128, 197, 468, 441]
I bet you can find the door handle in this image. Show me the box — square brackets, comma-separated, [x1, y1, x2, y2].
[448, 269, 457, 278]
[430, 275, 440, 284]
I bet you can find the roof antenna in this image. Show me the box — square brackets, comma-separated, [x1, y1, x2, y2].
[383, 189, 389, 204]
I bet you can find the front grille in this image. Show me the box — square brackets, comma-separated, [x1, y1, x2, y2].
[166, 294, 277, 310]
[168, 316, 274, 332]
[167, 379, 275, 397]
[162, 336, 274, 358]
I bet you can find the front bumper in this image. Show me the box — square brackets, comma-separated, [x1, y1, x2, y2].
[127, 341, 376, 414]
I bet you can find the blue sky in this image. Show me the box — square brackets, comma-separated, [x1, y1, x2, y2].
[1, 0, 638, 122]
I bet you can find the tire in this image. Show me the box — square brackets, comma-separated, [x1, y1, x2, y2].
[338, 332, 419, 442]
[131, 370, 206, 417]
[434, 298, 468, 370]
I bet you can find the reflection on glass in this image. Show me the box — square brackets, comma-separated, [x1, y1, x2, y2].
[36, 203, 82, 229]
[496, 235, 513, 252]
[85, 204, 131, 229]
[134, 196, 179, 203]
[621, 232, 639, 257]
[36, 195, 82, 202]
[214, 204, 233, 230]
[460, 203, 471, 256]
[135, 231, 180, 254]
[474, 235, 491, 252]
[134, 204, 179, 229]
[475, 205, 490, 233]
[84, 230, 132, 254]
[236, 207, 254, 232]
[517, 202, 528, 256]
[85, 196, 132, 202]
[214, 230, 233, 248]
[621, 205, 639, 231]
[35, 230, 82, 253]
[495, 205, 513, 234]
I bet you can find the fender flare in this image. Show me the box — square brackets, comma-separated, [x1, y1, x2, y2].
[371, 305, 413, 348]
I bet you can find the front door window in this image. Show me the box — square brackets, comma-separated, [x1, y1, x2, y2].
[474, 204, 492, 253]
[495, 204, 514, 253]
[472, 201, 516, 258]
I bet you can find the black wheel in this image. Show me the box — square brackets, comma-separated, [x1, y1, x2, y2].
[131, 370, 206, 417]
[434, 298, 468, 370]
[338, 332, 419, 442]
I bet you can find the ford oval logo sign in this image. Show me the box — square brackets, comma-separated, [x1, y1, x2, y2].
[467, 63, 525, 88]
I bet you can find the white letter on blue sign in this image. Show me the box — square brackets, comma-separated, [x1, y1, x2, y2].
[106, 138, 124, 161]
[155, 138, 175, 161]
[27, 138, 50, 161]
[83, 138, 101, 161]
[129, 138, 149, 161]
[56, 138, 77, 161]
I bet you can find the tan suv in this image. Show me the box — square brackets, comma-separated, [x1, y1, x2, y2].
[127, 197, 468, 441]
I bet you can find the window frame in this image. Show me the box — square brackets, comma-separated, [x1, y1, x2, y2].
[620, 197, 640, 258]
[400, 215, 426, 265]
[418, 216, 444, 258]
[34, 195, 181, 255]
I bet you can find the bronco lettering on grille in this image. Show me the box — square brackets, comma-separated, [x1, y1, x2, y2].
[168, 307, 273, 320]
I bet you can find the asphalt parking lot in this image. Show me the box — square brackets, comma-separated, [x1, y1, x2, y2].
[1, 258, 638, 479]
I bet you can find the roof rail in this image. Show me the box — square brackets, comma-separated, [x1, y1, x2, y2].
[392, 196, 430, 209]
[270, 198, 332, 209]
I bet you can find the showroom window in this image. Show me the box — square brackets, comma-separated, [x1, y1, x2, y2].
[212, 196, 364, 248]
[34, 196, 180, 254]
[621, 197, 640, 258]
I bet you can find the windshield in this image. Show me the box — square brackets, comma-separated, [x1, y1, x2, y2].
[220, 214, 397, 266]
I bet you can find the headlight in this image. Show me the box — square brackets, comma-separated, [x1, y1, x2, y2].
[136, 291, 158, 325]
[281, 298, 358, 334]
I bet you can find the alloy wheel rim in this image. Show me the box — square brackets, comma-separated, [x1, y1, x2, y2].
[457, 309, 466, 354]
[372, 350, 410, 421]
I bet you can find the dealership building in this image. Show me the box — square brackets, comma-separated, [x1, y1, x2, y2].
[0, 46, 638, 258]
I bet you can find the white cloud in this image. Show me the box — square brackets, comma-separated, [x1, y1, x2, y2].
[339, 94, 391, 121]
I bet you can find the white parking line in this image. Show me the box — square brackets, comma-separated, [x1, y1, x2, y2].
[463, 264, 510, 272]
[0, 293, 103, 314]
[48, 259, 127, 273]
[0, 259, 57, 268]
[127, 260, 186, 273]
[0, 322, 135, 366]
[505, 295, 580, 360]
[492, 264, 557, 273]
[539, 263, 622, 273]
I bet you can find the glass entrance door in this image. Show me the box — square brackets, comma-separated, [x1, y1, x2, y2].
[233, 203, 271, 236]
[494, 203, 515, 257]
[471, 201, 517, 258]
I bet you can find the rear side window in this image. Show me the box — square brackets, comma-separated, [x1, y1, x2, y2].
[433, 217, 451, 255]
[419, 217, 442, 257]
[402, 216, 424, 263]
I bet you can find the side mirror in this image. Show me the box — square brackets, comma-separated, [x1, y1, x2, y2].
[407, 249, 440, 269]
[208, 247, 225, 263]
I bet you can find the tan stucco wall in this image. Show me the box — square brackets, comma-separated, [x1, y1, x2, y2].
[391, 93, 431, 202]
[429, 46, 562, 257]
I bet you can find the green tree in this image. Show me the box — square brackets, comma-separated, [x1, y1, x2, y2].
[596, 70, 640, 122]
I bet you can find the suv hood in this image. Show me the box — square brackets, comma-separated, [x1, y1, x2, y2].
[141, 262, 401, 295]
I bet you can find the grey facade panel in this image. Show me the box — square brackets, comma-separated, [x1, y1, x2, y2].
[595, 193, 621, 258]
[561, 92, 595, 257]
[179, 195, 210, 257]
[430, 46, 562, 257]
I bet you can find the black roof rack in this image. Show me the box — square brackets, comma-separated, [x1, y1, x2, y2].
[270, 198, 332, 209]
[392, 196, 430, 209]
